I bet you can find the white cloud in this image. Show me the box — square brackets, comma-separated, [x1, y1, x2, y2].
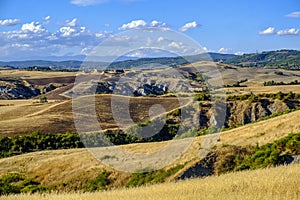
[0, 18, 111, 60]
[157, 36, 165, 43]
[119, 20, 147, 30]
[150, 20, 168, 28]
[21, 22, 47, 34]
[118, 19, 169, 30]
[218, 47, 231, 54]
[168, 41, 183, 49]
[44, 16, 51, 21]
[285, 11, 300, 18]
[277, 28, 300, 36]
[57, 18, 88, 37]
[0, 19, 21, 26]
[234, 51, 244, 55]
[259, 26, 300, 36]
[59, 27, 77, 37]
[70, 0, 108, 6]
[259, 27, 275, 35]
[64, 18, 78, 27]
[43, 16, 51, 25]
[179, 21, 199, 32]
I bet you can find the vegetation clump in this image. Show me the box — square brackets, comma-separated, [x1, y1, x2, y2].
[214, 133, 300, 174]
[126, 165, 184, 188]
[0, 173, 48, 195]
[226, 91, 300, 101]
[263, 80, 300, 86]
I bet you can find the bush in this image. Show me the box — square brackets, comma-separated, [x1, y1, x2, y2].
[0, 173, 48, 195]
[85, 170, 111, 191]
[234, 133, 300, 171]
[226, 92, 300, 101]
[194, 93, 211, 101]
[39, 96, 48, 103]
[214, 133, 300, 174]
[126, 165, 184, 188]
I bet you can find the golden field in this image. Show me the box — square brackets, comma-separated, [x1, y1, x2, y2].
[0, 109, 299, 189]
[1, 164, 299, 200]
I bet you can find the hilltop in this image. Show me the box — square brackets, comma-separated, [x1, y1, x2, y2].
[224, 49, 300, 69]
[0, 52, 235, 71]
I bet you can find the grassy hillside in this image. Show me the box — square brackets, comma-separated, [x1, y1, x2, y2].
[0, 109, 300, 193]
[1, 164, 299, 200]
[224, 49, 300, 69]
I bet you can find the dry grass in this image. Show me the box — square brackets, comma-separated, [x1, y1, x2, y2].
[0, 70, 75, 79]
[183, 62, 300, 87]
[222, 85, 300, 95]
[0, 99, 73, 136]
[0, 108, 299, 186]
[0, 94, 186, 136]
[1, 164, 299, 200]
[219, 109, 300, 146]
[0, 148, 131, 189]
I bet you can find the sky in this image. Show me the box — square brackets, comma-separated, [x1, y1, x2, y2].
[0, 0, 299, 61]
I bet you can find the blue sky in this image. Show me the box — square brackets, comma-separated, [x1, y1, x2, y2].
[0, 0, 299, 61]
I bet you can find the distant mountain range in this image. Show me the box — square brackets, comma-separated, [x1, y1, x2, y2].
[0, 50, 299, 70]
[0, 52, 236, 70]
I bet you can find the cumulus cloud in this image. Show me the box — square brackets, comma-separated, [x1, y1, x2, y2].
[0, 18, 111, 60]
[277, 28, 300, 36]
[119, 20, 169, 30]
[0, 19, 21, 26]
[44, 16, 51, 21]
[168, 41, 184, 49]
[64, 18, 78, 27]
[285, 11, 300, 18]
[259, 27, 300, 36]
[234, 51, 244, 55]
[149, 20, 168, 28]
[43, 16, 51, 25]
[21, 22, 47, 34]
[179, 21, 199, 32]
[70, 0, 108, 6]
[259, 27, 275, 35]
[218, 47, 231, 54]
[119, 20, 147, 30]
[157, 36, 165, 43]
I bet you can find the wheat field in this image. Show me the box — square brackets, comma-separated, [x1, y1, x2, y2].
[1, 164, 299, 200]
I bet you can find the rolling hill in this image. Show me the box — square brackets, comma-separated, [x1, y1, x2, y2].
[0, 108, 299, 193]
[224, 49, 300, 69]
[0, 52, 236, 70]
[1, 49, 300, 71]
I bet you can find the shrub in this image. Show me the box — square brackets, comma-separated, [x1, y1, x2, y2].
[39, 96, 48, 103]
[0, 173, 48, 195]
[126, 165, 184, 188]
[85, 170, 111, 191]
[234, 133, 300, 171]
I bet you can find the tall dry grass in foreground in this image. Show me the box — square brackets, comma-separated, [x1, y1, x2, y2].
[1, 164, 299, 200]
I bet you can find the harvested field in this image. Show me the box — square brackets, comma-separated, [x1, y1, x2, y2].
[0, 95, 187, 136]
